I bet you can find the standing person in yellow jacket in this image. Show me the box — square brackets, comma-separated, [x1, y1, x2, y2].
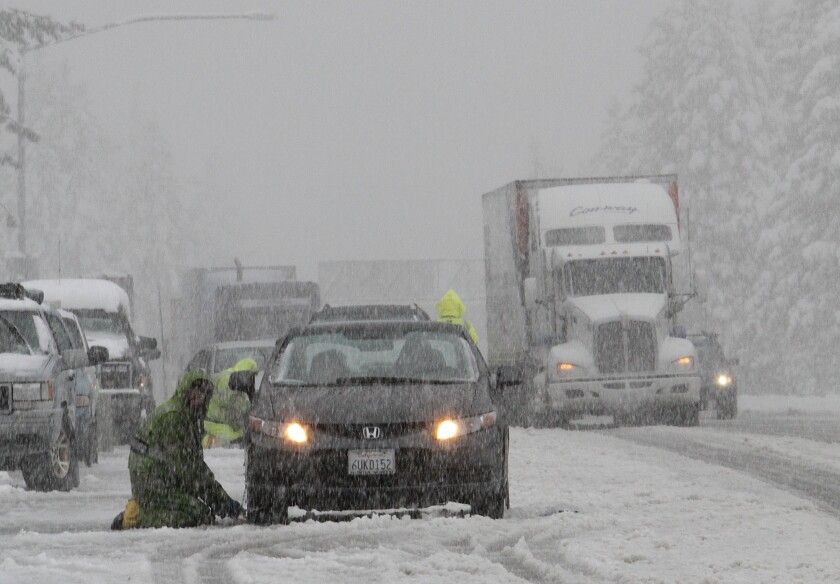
[435, 289, 479, 344]
[202, 358, 258, 448]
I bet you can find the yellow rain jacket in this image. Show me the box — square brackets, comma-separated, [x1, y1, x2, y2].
[202, 358, 257, 448]
[435, 289, 478, 344]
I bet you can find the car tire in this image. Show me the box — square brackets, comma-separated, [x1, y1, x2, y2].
[246, 485, 289, 525]
[21, 424, 79, 492]
[471, 490, 505, 519]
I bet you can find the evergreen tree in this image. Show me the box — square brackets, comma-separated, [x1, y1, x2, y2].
[593, 0, 779, 390]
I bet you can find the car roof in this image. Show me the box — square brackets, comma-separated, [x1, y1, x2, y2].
[294, 319, 466, 338]
[309, 303, 431, 324]
[209, 339, 278, 351]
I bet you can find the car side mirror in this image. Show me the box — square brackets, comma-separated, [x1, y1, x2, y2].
[138, 336, 158, 350]
[88, 345, 109, 366]
[229, 370, 256, 401]
[496, 365, 522, 388]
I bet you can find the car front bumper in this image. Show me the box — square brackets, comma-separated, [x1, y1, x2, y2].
[246, 427, 505, 511]
[0, 408, 64, 469]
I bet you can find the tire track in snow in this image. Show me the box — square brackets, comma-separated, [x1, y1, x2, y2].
[607, 428, 840, 517]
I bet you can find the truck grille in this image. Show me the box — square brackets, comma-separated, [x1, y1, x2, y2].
[595, 321, 656, 374]
[100, 362, 133, 389]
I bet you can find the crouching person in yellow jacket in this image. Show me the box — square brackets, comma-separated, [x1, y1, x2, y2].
[202, 358, 258, 448]
[111, 370, 243, 529]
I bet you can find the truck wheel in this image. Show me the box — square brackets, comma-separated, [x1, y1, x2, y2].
[717, 399, 737, 420]
[471, 490, 506, 519]
[22, 426, 79, 492]
[679, 404, 700, 427]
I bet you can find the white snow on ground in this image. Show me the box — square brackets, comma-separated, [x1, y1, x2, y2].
[1, 396, 840, 583]
[740, 393, 840, 415]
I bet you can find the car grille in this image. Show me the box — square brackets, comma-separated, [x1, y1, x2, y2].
[0, 384, 10, 413]
[314, 422, 431, 441]
[595, 321, 656, 374]
[100, 361, 133, 389]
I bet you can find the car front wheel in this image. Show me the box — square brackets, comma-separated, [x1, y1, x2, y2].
[246, 484, 289, 525]
[22, 425, 80, 492]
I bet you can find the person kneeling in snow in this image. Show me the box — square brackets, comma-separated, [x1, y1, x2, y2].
[111, 370, 243, 529]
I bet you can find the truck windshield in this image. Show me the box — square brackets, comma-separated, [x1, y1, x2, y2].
[563, 257, 666, 296]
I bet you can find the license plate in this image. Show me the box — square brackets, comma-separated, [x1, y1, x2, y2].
[348, 449, 395, 475]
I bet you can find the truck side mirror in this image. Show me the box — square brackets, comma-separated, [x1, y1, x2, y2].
[523, 277, 538, 311]
[229, 370, 257, 401]
[729, 357, 740, 367]
[88, 345, 110, 366]
[138, 336, 158, 350]
[693, 270, 708, 304]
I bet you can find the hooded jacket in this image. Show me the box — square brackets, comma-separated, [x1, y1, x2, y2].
[203, 358, 258, 446]
[128, 369, 235, 527]
[435, 289, 479, 344]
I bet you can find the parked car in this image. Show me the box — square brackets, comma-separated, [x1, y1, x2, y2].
[58, 309, 107, 465]
[309, 304, 431, 324]
[232, 320, 509, 524]
[185, 339, 276, 381]
[23, 279, 160, 444]
[688, 332, 738, 419]
[0, 283, 107, 491]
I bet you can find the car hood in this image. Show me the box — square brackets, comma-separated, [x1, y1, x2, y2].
[0, 353, 55, 382]
[260, 381, 487, 424]
[567, 293, 666, 323]
[84, 331, 130, 360]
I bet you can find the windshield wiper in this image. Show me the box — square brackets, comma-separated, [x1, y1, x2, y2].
[332, 376, 463, 386]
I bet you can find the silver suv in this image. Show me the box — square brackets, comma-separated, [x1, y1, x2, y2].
[0, 284, 107, 491]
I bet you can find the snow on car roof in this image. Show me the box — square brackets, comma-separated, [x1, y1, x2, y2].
[0, 297, 42, 312]
[22, 279, 131, 314]
[212, 338, 278, 350]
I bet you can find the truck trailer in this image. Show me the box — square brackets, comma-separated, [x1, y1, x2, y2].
[482, 175, 701, 427]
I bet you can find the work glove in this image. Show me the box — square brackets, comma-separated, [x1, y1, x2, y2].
[221, 498, 244, 519]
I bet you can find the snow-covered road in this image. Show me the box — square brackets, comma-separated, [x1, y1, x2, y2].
[2, 395, 839, 583]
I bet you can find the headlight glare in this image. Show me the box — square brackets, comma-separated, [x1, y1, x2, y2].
[435, 411, 497, 441]
[285, 422, 308, 443]
[716, 374, 732, 387]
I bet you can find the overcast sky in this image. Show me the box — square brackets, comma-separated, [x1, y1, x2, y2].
[19, 1, 669, 279]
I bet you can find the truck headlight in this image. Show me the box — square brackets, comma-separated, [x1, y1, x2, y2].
[555, 362, 581, 378]
[435, 411, 497, 441]
[671, 356, 694, 370]
[716, 374, 732, 387]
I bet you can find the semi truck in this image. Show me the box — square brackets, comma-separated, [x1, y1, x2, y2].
[482, 175, 702, 427]
[172, 264, 320, 371]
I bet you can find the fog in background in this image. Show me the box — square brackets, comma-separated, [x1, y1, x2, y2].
[11, 0, 667, 278]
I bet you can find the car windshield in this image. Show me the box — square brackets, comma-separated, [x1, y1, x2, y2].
[0, 310, 55, 354]
[0, 317, 32, 355]
[270, 329, 479, 385]
[214, 346, 272, 373]
[563, 256, 666, 296]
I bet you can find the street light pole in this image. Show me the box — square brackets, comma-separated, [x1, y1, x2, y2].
[14, 12, 275, 273]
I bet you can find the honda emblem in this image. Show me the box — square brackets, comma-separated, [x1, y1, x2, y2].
[362, 426, 382, 440]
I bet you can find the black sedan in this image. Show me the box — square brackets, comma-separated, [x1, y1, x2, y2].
[232, 320, 508, 524]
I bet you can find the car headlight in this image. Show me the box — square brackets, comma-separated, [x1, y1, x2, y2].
[435, 411, 497, 441]
[14, 382, 52, 401]
[249, 416, 309, 444]
[716, 374, 733, 387]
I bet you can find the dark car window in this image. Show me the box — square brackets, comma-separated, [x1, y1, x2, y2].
[0, 310, 54, 354]
[214, 347, 271, 373]
[187, 349, 213, 373]
[271, 329, 479, 385]
[0, 318, 31, 355]
[62, 317, 87, 350]
[46, 313, 74, 353]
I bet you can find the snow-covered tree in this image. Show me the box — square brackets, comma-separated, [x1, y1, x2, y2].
[594, 0, 779, 390]
[750, 0, 840, 394]
[0, 9, 82, 164]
